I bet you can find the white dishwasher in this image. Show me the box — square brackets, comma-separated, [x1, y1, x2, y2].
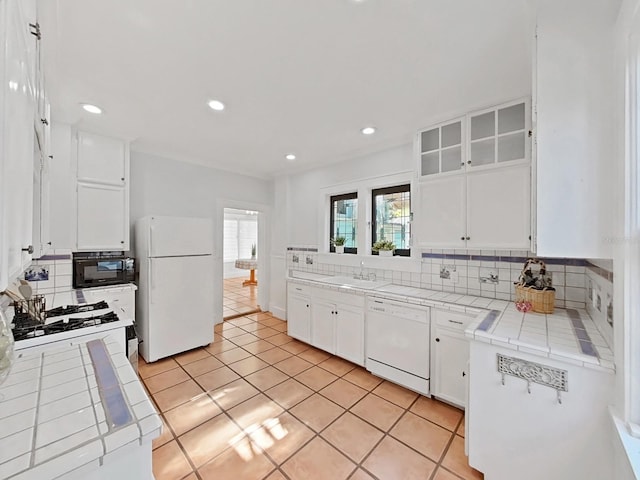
[366, 297, 431, 395]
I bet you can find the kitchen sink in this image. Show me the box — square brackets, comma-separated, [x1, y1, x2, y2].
[321, 275, 391, 290]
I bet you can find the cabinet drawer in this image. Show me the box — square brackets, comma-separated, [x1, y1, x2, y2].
[434, 309, 476, 331]
[288, 283, 311, 297]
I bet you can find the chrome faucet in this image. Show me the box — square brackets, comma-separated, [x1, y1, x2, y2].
[355, 261, 365, 280]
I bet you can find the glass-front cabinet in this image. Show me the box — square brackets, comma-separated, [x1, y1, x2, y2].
[418, 98, 529, 179]
[469, 101, 528, 168]
[420, 118, 464, 177]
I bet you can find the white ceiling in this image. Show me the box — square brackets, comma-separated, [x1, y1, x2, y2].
[43, 0, 533, 178]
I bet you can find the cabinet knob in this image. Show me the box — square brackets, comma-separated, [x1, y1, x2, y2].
[121, 177, 125, 181]
[467, 161, 471, 165]
[466, 236, 470, 240]
[462, 371, 466, 377]
[22, 245, 34, 254]
[306, 304, 309, 308]
[435, 338, 440, 342]
[460, 236, 465, 241]
[47, 241, 52, 246]
[121, 241, 125, 244]
[460, 162, 465, 167]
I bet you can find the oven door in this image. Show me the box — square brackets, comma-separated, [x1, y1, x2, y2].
[74, 258, 127, 288]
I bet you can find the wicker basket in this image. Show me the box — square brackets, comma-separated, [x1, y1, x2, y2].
[514, 259, 555, 314]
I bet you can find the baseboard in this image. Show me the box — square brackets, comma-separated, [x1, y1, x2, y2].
[270, 305, 286, 321]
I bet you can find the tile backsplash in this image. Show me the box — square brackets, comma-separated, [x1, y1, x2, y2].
[24, 250, 73, 294]
[286, 247, 616, 312]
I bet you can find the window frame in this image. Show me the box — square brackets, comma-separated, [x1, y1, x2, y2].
[371, 183, 411, 257]
[329, 192, 358, 254]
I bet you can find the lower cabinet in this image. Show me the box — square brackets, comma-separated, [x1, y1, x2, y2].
[287, 282, 365, 366]
[311, 299, 336, 354]
[287, 290, 311, 343]
[431, 309, 475, 408]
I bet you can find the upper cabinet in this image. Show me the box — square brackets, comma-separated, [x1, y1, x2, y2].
[74, 131, 130, 251]
[469, 101, 527, 168]
[416, 98, 531, 250]
[77, 132, 127, 185]
[420, 118, 464, 176]
[533, 2, 614, 258]
[0, 0, 40, 290]
[419, 99, 530, 180]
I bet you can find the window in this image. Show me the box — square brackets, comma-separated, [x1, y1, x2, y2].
[330, 193, 357, 253]
[372, 184, 411, 256]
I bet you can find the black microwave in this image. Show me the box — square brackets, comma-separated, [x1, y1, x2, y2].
[73, 252, 135, 289]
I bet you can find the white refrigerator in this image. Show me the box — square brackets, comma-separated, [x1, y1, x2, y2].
[135, 216, 215, 362]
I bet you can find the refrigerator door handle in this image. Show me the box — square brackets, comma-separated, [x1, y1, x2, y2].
[149, 224, 155, 258]
[149, 259, 155, 304]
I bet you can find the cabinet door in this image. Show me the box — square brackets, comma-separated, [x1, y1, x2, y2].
[416, 175, 466, 248]
[2, 0, 36, 287]
[336, 304, 365, 366]
[76, 183, 127, 251]
[311, 300, 336, 354]
[419, 118, 465, 177]
[287, 293, 311, 343]
[32, 150, 51, 258]
[432, 327, 469, 408]
[77, 131, 127, 185]
[466, 163, 530, 249]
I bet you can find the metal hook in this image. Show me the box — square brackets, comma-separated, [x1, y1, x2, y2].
[527, 381, 531, 394]
[501, 373, 505, 386]
[557, 390, 562, 405]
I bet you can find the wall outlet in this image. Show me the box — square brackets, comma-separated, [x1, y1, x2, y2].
[306, 255, 313, 265]
[292, 254, 299, 263]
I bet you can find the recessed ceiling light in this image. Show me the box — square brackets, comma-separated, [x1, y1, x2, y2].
[81, 104, 102, 114]
[361, 126, 376, 135]
[208, 100, 225, 111]
[285, 154, 296, 161]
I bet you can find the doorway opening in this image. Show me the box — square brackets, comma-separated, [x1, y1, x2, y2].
[222, 208, 261, 319]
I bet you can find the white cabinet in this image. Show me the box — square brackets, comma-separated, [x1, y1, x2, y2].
[335, 303, 365, 366]
[74, 131, 130, 251]
[416, 99, 531, 250]
[416, 175, 466, 248]
[287, 282, 365, 365]
[466, 164, 530, 249]
[419, 118, 465, 177]
[417, 164, 530, 249]
[77, 132, 127, 185]
[32, 149, 52, 258]
[286, 285, 311, 343]
[430, 309, 474, 408]
[533, 2, 614, 258]
[311, 299, 336, 354]
[0, 0, 39, 290]
[310, 288, 365, 364]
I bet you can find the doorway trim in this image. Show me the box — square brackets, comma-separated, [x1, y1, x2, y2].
[217, 198, 271, 321]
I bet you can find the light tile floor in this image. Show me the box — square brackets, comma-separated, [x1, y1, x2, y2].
[223, 277, 260, 319]
[142, 312, 483, 480]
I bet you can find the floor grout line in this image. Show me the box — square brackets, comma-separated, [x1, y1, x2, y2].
[149, 289, 475, 480]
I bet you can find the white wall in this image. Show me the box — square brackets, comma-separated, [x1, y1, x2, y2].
[129, 151, 273, 322]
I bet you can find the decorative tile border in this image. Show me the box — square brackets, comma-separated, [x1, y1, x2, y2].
[586, 261, 614, 282]
[86, 339, 133, 429]
[477, 310, 501, 332]
[35, 254, 72, 261]
[566, 309, 599, 358]
[421, 252, 588, 266]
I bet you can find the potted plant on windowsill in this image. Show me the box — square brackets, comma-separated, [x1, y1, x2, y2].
[331, 236, 346, 254]
[251, 244, 257, 260]
[373, 240, 395, 257]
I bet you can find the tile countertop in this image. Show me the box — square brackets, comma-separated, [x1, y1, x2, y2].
[0, 336, 161, 479]
[287, 276, 615, 373]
